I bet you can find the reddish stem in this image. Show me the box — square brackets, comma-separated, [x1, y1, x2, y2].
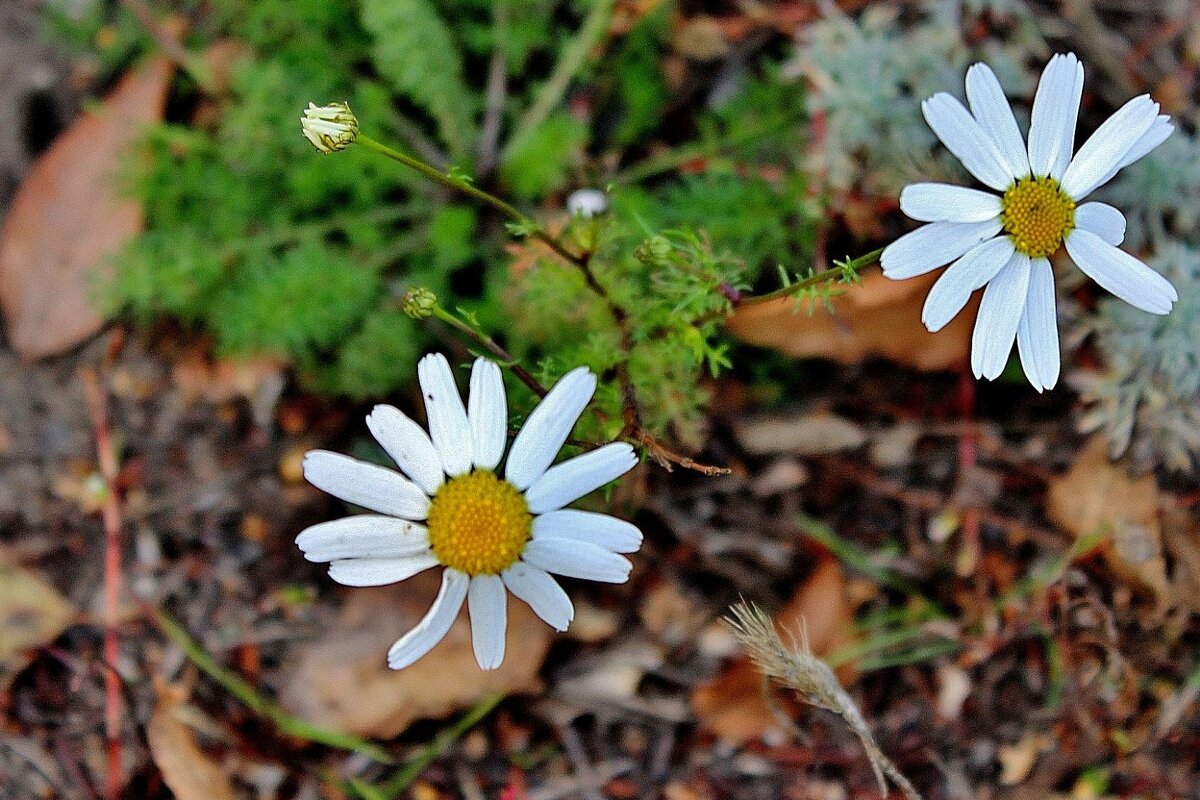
[82, 368, 123, 800]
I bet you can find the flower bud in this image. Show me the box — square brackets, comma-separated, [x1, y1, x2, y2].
[301, 102, 358, 154]
[401, 287, 438, 319]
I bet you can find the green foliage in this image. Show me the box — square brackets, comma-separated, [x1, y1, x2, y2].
[360, 0, 476, 159]
[500, 111, 587, 200]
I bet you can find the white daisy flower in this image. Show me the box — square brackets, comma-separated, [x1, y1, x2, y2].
[881, 53, 1178, 391]
[296, 354, 640, 670]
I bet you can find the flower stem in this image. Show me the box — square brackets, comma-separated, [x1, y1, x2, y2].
[696, 247, 884, 324]
[356, 134, 584, 266]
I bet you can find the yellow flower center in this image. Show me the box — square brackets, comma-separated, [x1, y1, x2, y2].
[426, 470, 532, 576]
[1000, 176, 1076, 259]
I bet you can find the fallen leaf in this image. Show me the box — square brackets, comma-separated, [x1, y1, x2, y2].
[1046, 438, 1170, 606]
[733, 411, 866, 456]
[1161, 508, 1200, 618]
[147, 682, 237, 800]
[0, 559, 75, 669]
[725, 270, 974, 371]
[692, 559, 859, 742]
[281, 571, 552, 739]
[0, 56, 173, 360]
[997, 733, 1049, 786]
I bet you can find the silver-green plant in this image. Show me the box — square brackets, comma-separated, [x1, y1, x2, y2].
[1072, 242, 1200, 472]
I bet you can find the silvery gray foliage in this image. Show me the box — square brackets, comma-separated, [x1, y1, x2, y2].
[790, 5, 1031, 197]
[1100, 131, 1200, 251]
[1072, 242, 1200, 472]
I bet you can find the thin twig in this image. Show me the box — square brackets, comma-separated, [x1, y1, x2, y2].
[500, 0, 615, 164]
[118, 0, 214, 91]
[476, 1, 509, 177]
[80, 367, 123, 800]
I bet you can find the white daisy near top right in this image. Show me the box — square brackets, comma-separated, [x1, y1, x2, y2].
[881, 53, 1178, 392]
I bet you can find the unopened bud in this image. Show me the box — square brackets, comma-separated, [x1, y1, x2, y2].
[566, 188, 608, 218]
[401, 287, 437, 319]
[301, 102, 358, 154]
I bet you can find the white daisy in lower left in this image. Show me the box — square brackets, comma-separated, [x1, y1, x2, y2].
[296, 353, 641, 670]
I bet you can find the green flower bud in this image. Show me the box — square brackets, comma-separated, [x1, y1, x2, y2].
[402, 287, 438, 319]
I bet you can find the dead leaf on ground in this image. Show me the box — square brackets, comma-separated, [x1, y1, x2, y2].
[1046, 437, 1170, 607]
[0, 559, 75, 675]
[0, 56, 173, 360]
[733, 411, 866, 456]
[147, 681, 237, 800]
[725, 270, 974, 371]
[692, 558, 859, 743]
[281, 571, 552, 739]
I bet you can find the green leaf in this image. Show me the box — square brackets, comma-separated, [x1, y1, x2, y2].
[500, 111, 586, 200]
[360, 0, 476, 159]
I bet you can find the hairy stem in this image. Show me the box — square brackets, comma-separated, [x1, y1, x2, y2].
[696, 247, 885, 324]
[357, 134, 584, 267]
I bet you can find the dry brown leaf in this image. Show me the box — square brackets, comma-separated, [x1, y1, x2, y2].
[1046, 438, 1170, 605]
[692, 559, 859, 742]
[0, 56, 173, 360]
[733, 411, 866, 456]
[0, 559, 75, 669]
[725, 270, 974, 371]
[1162, 508, 1200, 617]
[281, 571, 552, 739]
[147, 682, 237, 800]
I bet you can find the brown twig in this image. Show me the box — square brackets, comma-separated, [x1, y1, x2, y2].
[81, 366, 124, 800]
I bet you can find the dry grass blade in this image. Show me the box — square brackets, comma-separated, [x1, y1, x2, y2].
[725, 601, 922, 800]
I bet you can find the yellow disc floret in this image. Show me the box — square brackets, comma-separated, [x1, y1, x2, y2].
[427, 470, 532, 576]
[1000, 176, 1076, 259]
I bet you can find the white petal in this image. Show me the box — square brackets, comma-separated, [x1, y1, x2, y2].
[328, 552, 438, 587]
[533, 509, 643, 554]
[467, 574, 507, 670]
[1117, 115, 1173, 170]
[303, 451, 431, 520]
[1016, 258, 1060, 392]
[922, 93, 1014, 190]
[1061, 95, 1159, 199]
[1075, 202, 1126, 246]
[505, 367, 596, 490]
[366, 405, 443, 495]
[468, 358, 507, 471]
[501, 563, 573, 631]
[1027, 53, 1084, 179]
[525, 443, 638, 515]
[1065, 228, 1178, 315]
[922, 237, 1017, 332]
[418, 353, 473, 477]
[971, 253, 1031, 380]
[521, 538, 632, 584]
[387, 569, 469, 669]
[881, 220, 1003, 280]
[296, 516, 430, 562]
[899, 183, 1003, 223]
[1092, 114, 1173, 193]
[965, 62, 1030, 179]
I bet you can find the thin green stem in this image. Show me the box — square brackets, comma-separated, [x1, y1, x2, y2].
[151, 607, 393, 764]
[356, 134, 584, 266]
[694, 247, 884, 325]
[431, 305, 547, 397]
[348, 693, 505, 800]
